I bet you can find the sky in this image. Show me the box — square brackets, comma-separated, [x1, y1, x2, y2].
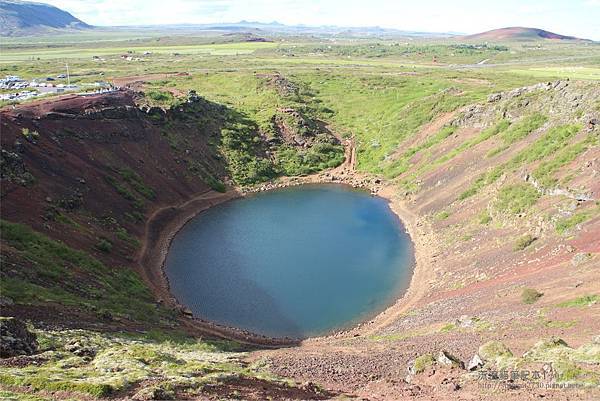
[44, 0, 600, 40]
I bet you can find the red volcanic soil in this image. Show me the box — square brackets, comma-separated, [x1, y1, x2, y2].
[462, 27, 588, 41]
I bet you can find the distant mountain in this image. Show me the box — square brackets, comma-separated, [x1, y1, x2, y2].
[0, 0, 90, 36]
[462, 27, 589, 41]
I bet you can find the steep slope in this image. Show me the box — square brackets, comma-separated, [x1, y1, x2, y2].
[0, 0, 90, 36]
[462, 27, 588, 41]
[259, 80, 600, 399]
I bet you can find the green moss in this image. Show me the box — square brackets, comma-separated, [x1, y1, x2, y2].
[521, 288, 543, 304]
[21, 127, 39, 141]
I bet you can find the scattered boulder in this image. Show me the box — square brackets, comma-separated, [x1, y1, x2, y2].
[467, 354, 484, 371]
[487, 93, 502, 103]
[0, 317, 38, 358]
[436, 351, 464, 369]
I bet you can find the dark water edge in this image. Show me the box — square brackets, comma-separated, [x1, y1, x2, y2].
[165, 184, 415, 338]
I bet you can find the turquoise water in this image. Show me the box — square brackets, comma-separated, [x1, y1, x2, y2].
[165, 184, 414, 338]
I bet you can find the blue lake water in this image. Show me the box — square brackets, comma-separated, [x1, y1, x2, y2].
[165, 184, 414, 338]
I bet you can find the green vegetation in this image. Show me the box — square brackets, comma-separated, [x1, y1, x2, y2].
[0, 220, 173, 324]
[413, 354, 436, 374]
[514, 234, 537, 251]
[523, 337, 600, 385]
[436, 119, 510, 166]
[533, 134, 598, 187]
[495, 183, 540, 214]
[435, 211, 450, 221]
[478, 211, 492, 225]
[118, 168, 156, 200]
[20, 127, 39, 141]
[487, 113, 547, 157]
[521, 288, 544, 304]
[557, 295, 599, 308]
[460, 124, 582, 200]
[276, 143, 344, 176]
[0, 326, 290, 400]
[95, 238, 113, 253]
[555, 211, 592, 234]
[478, 340, 516, 368]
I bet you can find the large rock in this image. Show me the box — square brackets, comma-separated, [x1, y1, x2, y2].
[467, 354, 484, 371]
[436, 351, 464, 369]
[0, 317, 38, 358]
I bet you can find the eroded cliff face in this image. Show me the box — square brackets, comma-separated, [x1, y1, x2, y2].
[0, 90, 231, 328]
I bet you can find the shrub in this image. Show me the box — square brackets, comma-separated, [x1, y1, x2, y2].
[521, 288, 543, 304]
[514, 234, 536, 251]
[96, 239, 113, 253]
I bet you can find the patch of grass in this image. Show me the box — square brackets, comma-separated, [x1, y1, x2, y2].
[557, 295, 599, 308]
[487, 114, 547, 157]
[435, 210, 450, 221]
[0, 220, 173, 324]
[0, 326, 279, 401]
[478, 211, 492, 225]
[522, 288, 544, 304]
[555, 211, 592, 234]
[495, 183, 540, 215]
[532, 134, 598, 188]
[514, 234, 537, 251]
[119, 168, 156, 200]
[413, 354, 436, 374]
[437, 119, 511, 166]
[460, 124, 581, 200]
[0, 374, 113, 398]
[115, 227, 140, 248]
[440, 323, 456, 332]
